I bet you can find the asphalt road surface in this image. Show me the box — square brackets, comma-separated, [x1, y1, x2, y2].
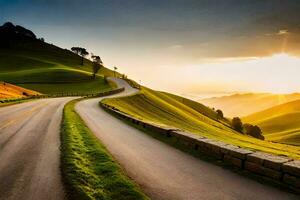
[0, 79, 298, 200]
[0, 97, 75, 200]
[76, 77, 299, 200]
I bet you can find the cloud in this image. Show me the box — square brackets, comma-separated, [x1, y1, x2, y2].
[200, 56, 259, 64]
[169, 44, 183, 49]
[277, 29, 289, 35]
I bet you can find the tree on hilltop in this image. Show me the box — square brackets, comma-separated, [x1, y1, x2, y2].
[244, 124, 264, 140]
[232, 117, 243, 133]
[71, 47, 80, 54]
[91, 55, 103, 79]
[71, 47, 89, 65]
[113, 66, 118, 77]
[216, 109, 224, 120]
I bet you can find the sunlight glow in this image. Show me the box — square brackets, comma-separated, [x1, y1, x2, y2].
[253, 53, 300, 94]
[149, 52, 300, 95]
[265, 53, 294, 64]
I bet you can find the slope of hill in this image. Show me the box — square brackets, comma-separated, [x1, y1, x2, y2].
[0, 22, 116, 94]
[199, 93, 300, 118]
[0, 82, 40, 98]
[243, 100, 300, 146]
[102, 88, 300, 159]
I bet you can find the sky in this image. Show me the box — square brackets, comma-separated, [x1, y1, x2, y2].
[1, 0, 300, 97]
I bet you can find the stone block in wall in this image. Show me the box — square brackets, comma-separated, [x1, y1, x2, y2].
[195, 138, 210, 150]
[200, 139, 216, 154]
[283, 160, 300, 177]
[220, 144, 252, 160]
[169, 130, 180, 138]
[245, 161, 282, 180]
[184, 131, 201, 138]
[283, 174, 300, 188]
[264, 156, 292, 171]
[221, 146, 252, 168]
[210, 148, 224, 160]
[220, 144, 240, 155]
[224, 154, 243, 168]
[179, 139, 192, 148]
[229, 148, 253, 160]
[247, 152, 267, 165]
[231, 157, 243, 168]
[173, 131, 196, 142]
[245, 161, 264, 175]
[148, 124, 166, 134]
[203, 140, 228, 159]
[247, 152, 292, 171]
[262, 166, 282, 180]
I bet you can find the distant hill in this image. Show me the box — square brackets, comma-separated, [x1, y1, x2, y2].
[0, 22, 116, 94]
[243, 100, 300, 146]
[0, 82, 40, 98]
[0, 22, 37, 48]
[199, 93, 300, 118]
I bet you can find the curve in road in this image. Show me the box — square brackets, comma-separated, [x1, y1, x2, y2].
[76, 77, 298, 200]
[0, 97, 75, 200]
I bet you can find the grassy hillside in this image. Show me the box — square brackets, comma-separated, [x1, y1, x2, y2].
[0, 24, 118, 94]
[243, 100, 300, 146]
[0, 81, 40, 98]
[200, 93, 300, 118]
[102, 88, 300, 159]
[0, 47, 116, 94]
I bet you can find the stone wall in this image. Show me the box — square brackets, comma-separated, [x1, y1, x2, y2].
[100, 102, 300, 193]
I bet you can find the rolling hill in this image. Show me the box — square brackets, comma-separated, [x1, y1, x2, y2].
[0, 82, 40, 98]
[199, 93, 300, 118]
[102, 88, 300, 159]
[0, 22, 116, 94]
[243, 100, 300, 146]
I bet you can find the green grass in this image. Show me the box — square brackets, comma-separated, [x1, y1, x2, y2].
[243, 100, 300, 146]
[0, 97, 35, 107]
[0, 68, 94, 83]
[0, 67, 113, 94]
[0, 41, 119, 94]
[60, 99, 148, 200]
[102, 87, 300, 159]
[17, 77, 112, 95]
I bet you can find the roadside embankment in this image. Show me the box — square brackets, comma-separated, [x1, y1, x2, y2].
[100, 102, 300, 193]
[61, 89, 148, 200]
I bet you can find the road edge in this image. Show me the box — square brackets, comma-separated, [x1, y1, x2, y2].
[100, 102, 300, 194]
[60, 97, 149, 200]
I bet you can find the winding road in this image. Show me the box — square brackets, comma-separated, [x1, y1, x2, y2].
[0, 78, 298, 200]
[0, 97, 74, 200]
[76, 78, 299, 200]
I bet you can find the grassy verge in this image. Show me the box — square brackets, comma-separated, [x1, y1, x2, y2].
[0, 97, 36, 107]
[60, 99, 148, 200]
